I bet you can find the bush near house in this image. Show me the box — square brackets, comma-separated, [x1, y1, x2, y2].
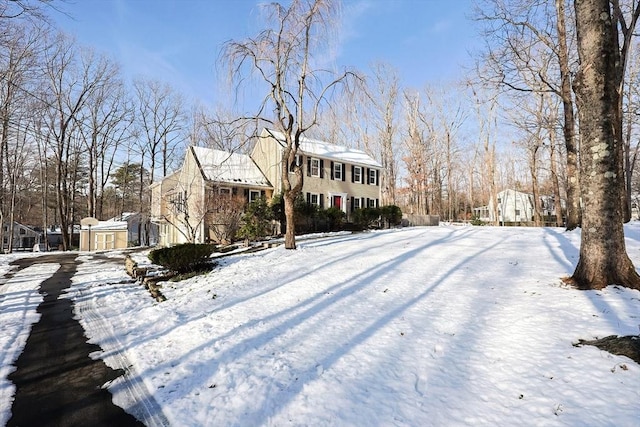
[324, 207, 346, 231]
[270, 194, 399, 234]
[352, 205, 403, 230]
[352, 207, 381, 230]
[238, 197, 273, 242]
[148, 243, 217, 273]
[380, 205, 402, 228]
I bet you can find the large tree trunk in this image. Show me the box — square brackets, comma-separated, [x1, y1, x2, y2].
[570, 0, 640, 290]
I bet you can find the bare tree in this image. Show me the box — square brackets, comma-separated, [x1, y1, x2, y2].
[76, 51, 130, 219]
[133, 77, 185, 183]
[424, 84, 467, 220]
[509, 93, 545, 225]
[476, 0, 582, 229]
[569, 0, 640, 290]
[131, 77, 185, 245]
[206, 191, 245, 245]
[0, 0, 55, 22]
[366, 63, 400, 206]
[470, 85, 500, 225]
[187, 104, 252, 152]
[402, 91, 429, 215]
[0, 20, 45, 248]
[40, 33, 106, 249]
[223, 0, 358, 249]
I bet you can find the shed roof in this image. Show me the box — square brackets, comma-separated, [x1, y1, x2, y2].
[82, 220, 128, 231]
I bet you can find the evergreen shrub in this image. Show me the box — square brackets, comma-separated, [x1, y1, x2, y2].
[148, 243, 216, 273]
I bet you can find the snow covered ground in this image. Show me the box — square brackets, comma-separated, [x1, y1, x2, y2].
[1, 225, 639, 426]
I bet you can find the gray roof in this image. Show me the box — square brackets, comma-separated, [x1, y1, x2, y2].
[192, 146, 272, 188]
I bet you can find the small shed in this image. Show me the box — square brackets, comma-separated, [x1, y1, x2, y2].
[79, 218, 128, 251]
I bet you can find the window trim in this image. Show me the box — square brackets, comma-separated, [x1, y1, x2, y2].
[249, 190, 261, 203]
[308, 192, 320, 206]
[310, 158, 321, 177]
[333, 162, 343, 180]
[353, 197, 361, 210]
[353, 165, 362, 183]
[368, 168, 377, 185]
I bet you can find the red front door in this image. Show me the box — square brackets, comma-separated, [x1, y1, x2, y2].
[333, 195, 342, 209]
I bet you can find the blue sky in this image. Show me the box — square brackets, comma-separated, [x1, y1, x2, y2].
[53, 0, 479, 107]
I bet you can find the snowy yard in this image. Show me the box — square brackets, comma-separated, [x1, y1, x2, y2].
[1, 225, 639, 426]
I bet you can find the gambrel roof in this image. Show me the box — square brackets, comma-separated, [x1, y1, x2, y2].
[191, 146, 272, 188]
[265, 129, 383, 168]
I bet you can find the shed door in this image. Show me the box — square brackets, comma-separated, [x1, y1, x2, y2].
[95, 233, 115, 250]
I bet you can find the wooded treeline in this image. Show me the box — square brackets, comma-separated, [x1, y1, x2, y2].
[0, 15, 190, 249]
[2, 0, 640, 252]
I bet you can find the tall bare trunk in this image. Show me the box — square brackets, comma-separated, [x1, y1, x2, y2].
[555, 0, 582, 230]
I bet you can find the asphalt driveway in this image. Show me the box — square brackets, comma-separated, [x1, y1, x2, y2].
[4, 253, 145, 427]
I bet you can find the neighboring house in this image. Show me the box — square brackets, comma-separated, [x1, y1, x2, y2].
[79, 220, 128, 251]
[151, 145, 273, 246]
[474, 189, 534, 224]
[474, 189, 564, 225]
[2, 222, 41, 252]
[251, 128, 383, 215]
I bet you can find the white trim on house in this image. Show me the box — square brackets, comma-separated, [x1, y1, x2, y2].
[329, 192, 348, 213]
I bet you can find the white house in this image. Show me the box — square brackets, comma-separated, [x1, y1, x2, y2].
[474, 189, 535, 224]
[474, 189, 565, 225]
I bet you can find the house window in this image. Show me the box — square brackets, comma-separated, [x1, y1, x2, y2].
[289, 154, 303, 172]
[367, 198, 377, 208]
[249, 190, 261, 203]
[310, 158, 320, 177]
[333, 162, 343, 180]
[19, 228, 26, 235]
[308, 193, 320, 206]
[369, 169, 377, 185]
[219, 187, 232, 196]
[171, 191, 186, 213]
[515, 209, 521, 216]
[353, 166, 362, 183]
[353, 198, 361, 210]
